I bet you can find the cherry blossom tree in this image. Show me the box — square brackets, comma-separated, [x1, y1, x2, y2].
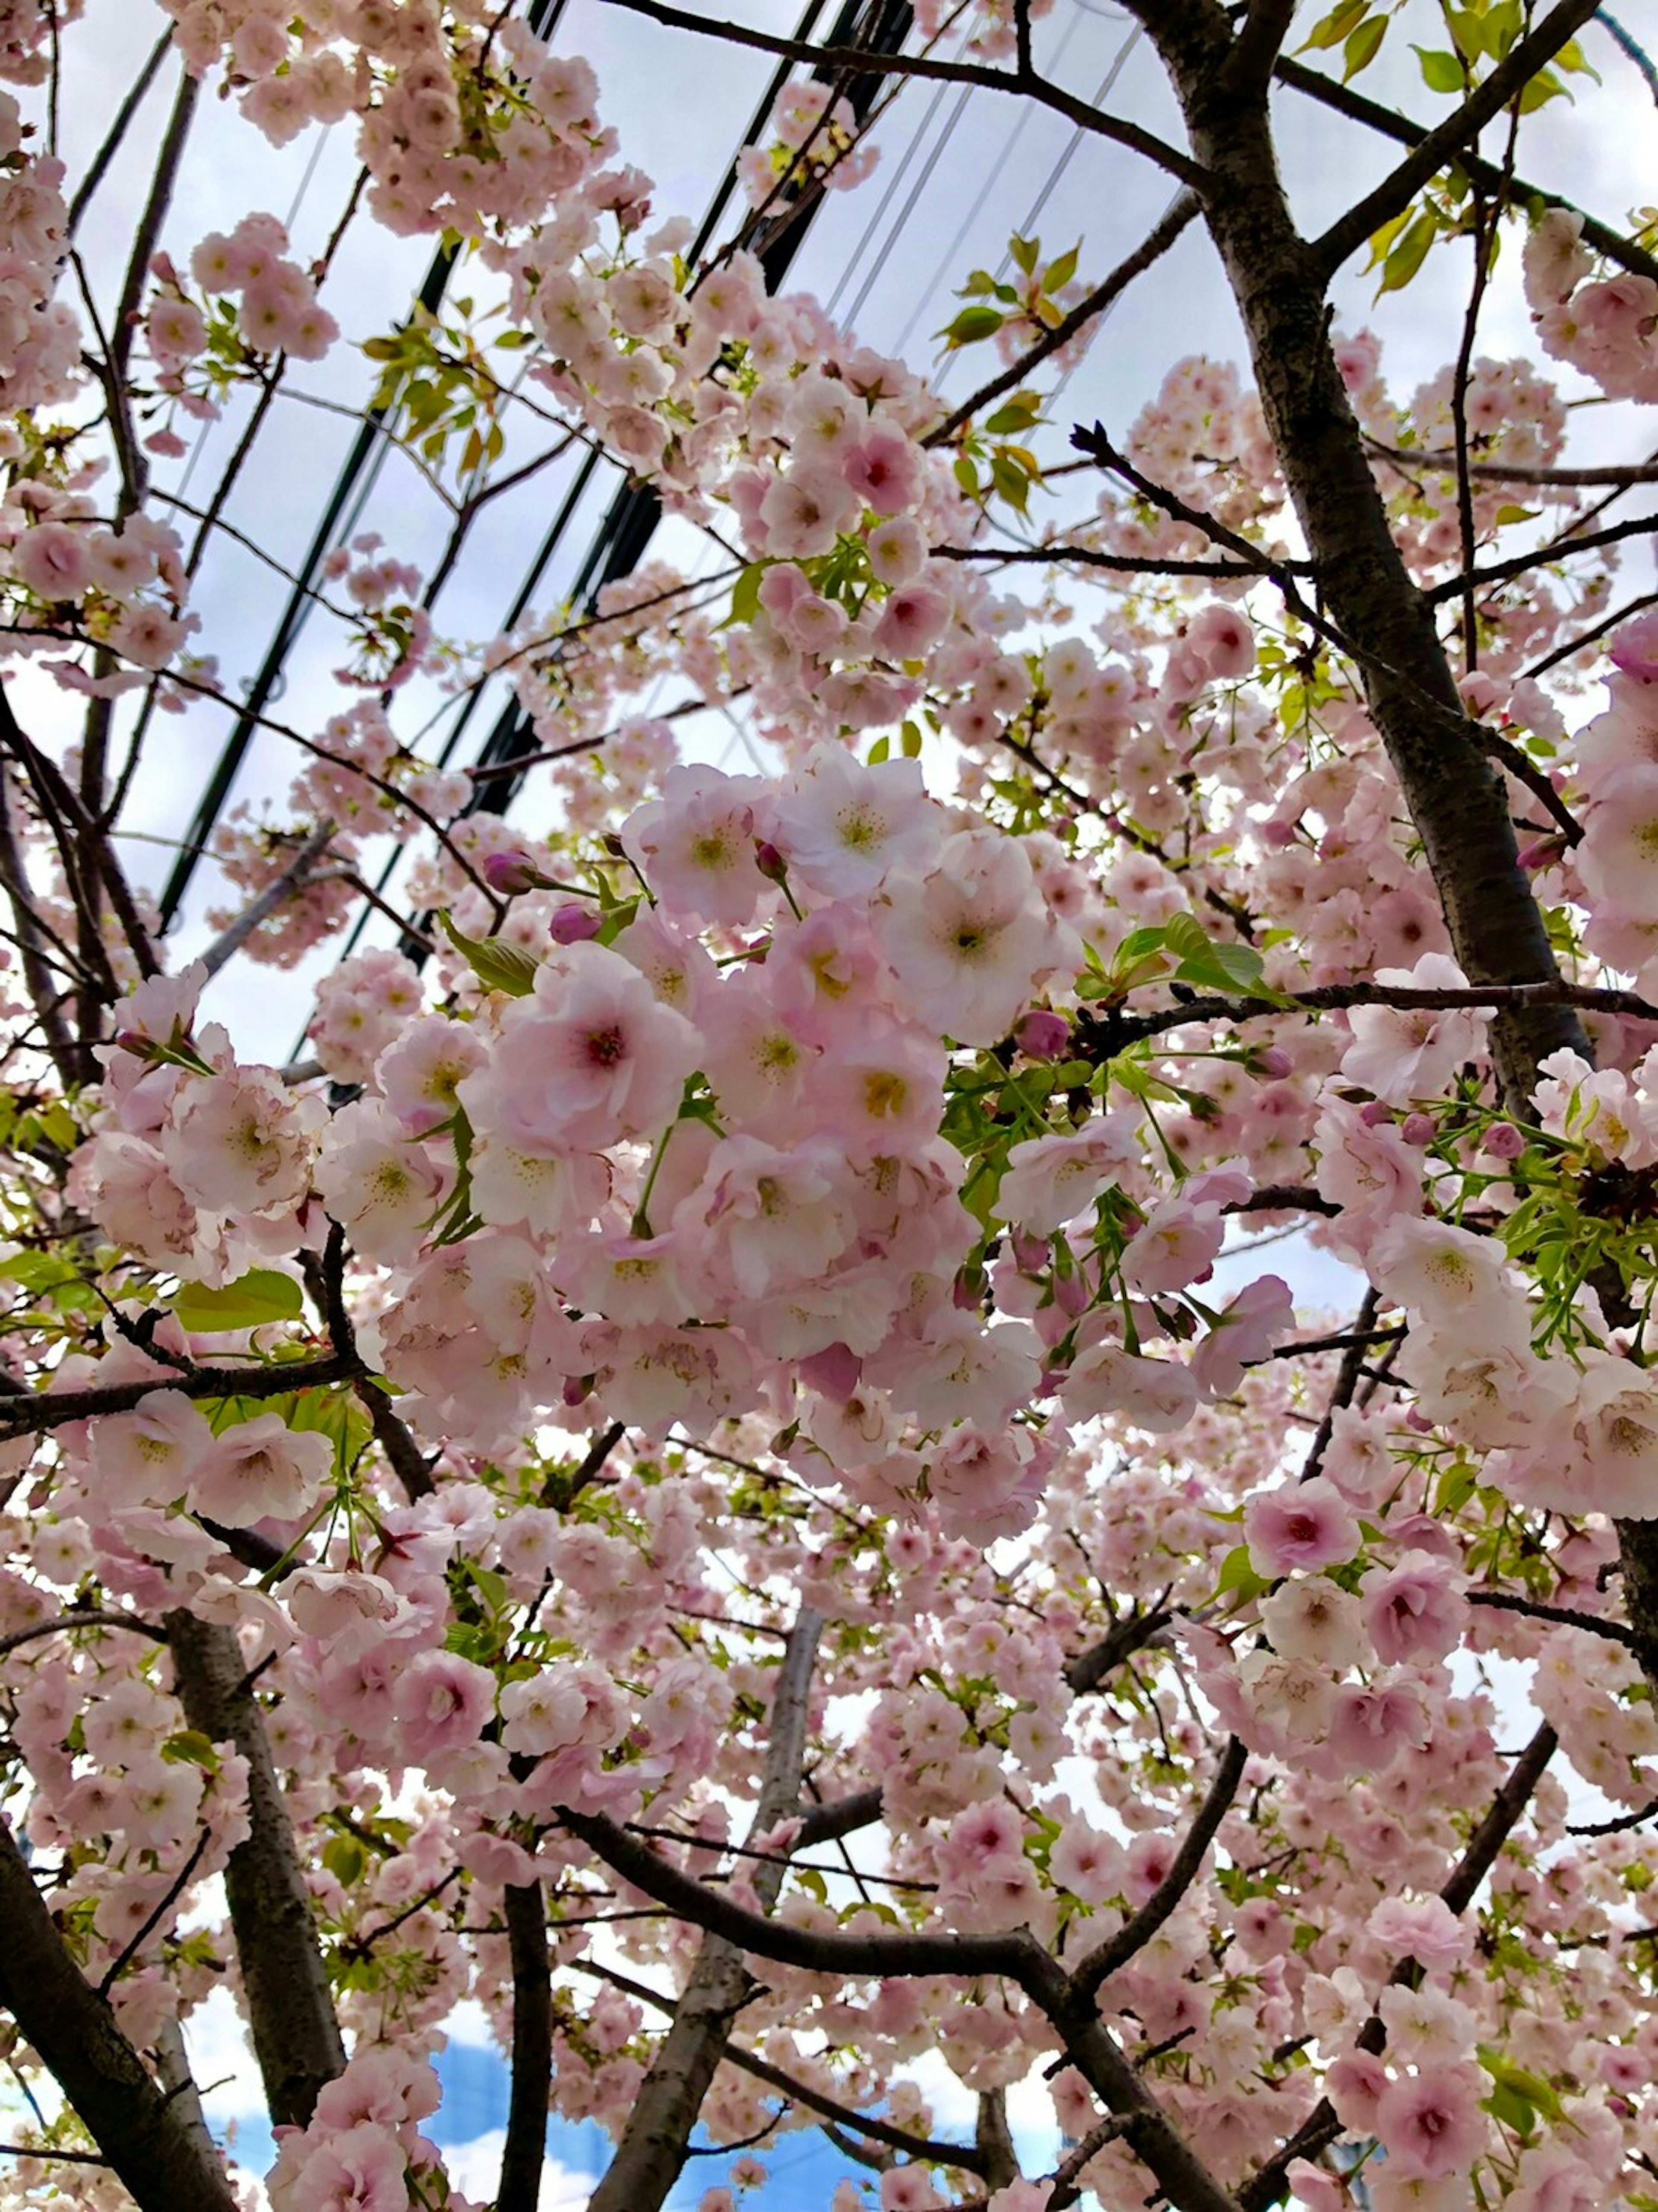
[3, 3, 1658, 2210]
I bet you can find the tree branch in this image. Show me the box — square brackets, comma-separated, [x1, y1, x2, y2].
[0, 1814, 239, 2212]
[165, 1613, 345, 2127]
[589, 0, 1209, 184]
[198, 823, 337, 977]
[1310, 0, 1606, 278]
[925, 191, 1201, 447]
[581, 1960, 990, 2174]
[497, 1881, 553, 2212]
[1239, 1723, 1557, 2207]
[1275, 54, 1658, 285]
[0, 1353, 360, 1439]
[1467, 1588, 1637, 1650]
[1067, 1736, 1246, 2005]
[585, 1607, 827, 2212]
[1226, 0, 1299, 97]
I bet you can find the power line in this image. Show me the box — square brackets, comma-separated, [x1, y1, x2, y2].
[158, 0, 571, 932]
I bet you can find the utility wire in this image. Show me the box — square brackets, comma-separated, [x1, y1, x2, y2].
[159, 0, 570, 932]
[312, 0, 912, 1014]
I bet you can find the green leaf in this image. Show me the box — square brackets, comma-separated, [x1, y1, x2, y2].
[990, 451, 1032, 513]
[867, 734, 890, 765]
[1008, 233, 1041, 277]
[162, 1729, 221, 1771]
[1413, 45, 1465, 92]
[1378, 211, 1437, 294]
[1174, 941, 1269, 996]
[1161, 913, 1212, 963]
[1114, 923, 1170, 966]
[1214, 1543, 1272, 1605]
[725, 560, 766, 630]
[1364, 207, 1415, 273]
[1517, 67, 1566, 112]
[323, 1834, 369, 1889]
[984, 393, 1042, 436]
[1342, 12, 1387, 77]
[440, 912, 538, 996]
[900, 719, 922, 758]
[1041, 243, 1080, 294]
[1301, 0, 1367, 51]
[172, 1268, 304, 1334]
[938, 304, 1006, 350]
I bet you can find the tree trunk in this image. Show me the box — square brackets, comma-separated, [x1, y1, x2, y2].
[0, 1816, 239, 2212]
[167, 1611, 346, 2127]
[584, 1609, 826, 2212]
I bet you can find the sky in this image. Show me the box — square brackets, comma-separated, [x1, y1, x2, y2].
[11, 3, 1658, 2206]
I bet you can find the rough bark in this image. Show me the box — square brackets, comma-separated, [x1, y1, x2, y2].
[583, 1609, 825, 2212]
[1121, 0, 1593, 1114]
[0, 1815, 239, 2212]
[1120, 9, 1658, 1705]
[498, 1881, 554, 2212]
[166, 1611, 345, 2128]
[976, 2088, 1019, 2193]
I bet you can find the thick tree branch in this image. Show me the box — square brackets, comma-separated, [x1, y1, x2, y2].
[1423, 507, 1658, 604]
[198, 823, 337, 977]
[0, 1353, 360, 1438]
[0, 1814, 239, 2212]
[1226, 0, 1299, 98]
[1275, 54, 1658, 286]
[1467, 1588, 1638, 1650]
[585, 1606, 828, 2212]
[1064, 1601, 1176, 1694]
[165, 1612, 345, 2127]
[1067, 1736, 1246, 2005]
[497, 1881, 554, 2212]
[557, 1803, 1038, 1984]
[1310, 0, 1606, 277]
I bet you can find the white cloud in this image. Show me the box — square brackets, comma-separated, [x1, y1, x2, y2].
[182, 1985, 266, 2123]
[441, 2130, 596, 2210]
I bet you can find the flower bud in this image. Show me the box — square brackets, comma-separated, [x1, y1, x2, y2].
[1358, 1099, 1392, 1128]
[549, 903, 604, 945]
[482, 850, 541, 897]
[1400, 1112, 1434, 1147]
[1010, 1230, 1050, 1273]
[1484, 1119, 1525, 1160]
[1014, 1008, 1070, 1060]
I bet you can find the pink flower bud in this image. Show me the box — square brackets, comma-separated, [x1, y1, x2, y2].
[1484, 1119, 1525, 1160]
[1256, 1046, 1292, 1078]
[1014, 1008, 1070, 1060]
[1010, 1230, 1050, 1273]
[1400, 1112, 1434, 1147]
[753, 839, 788, 885]
[549, 903, 604, 945]
[1358, 1099, 1392, 1128]
[1516, 836, 1566, 872]
[482, 850, 540, 897]
[1053, 1269, 1089, 1317]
